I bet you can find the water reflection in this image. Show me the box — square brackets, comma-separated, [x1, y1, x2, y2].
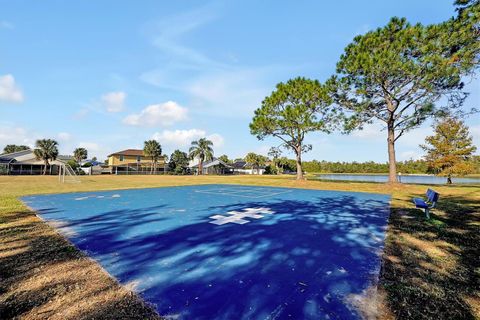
[316, 174, 480, 185]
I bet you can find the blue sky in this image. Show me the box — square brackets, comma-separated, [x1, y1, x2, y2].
[1, 0, 478, 162]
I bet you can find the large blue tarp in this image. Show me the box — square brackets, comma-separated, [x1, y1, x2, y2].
[22, 184, 390, 319]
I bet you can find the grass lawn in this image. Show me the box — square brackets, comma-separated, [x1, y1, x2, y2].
[0, 175, 479, 319]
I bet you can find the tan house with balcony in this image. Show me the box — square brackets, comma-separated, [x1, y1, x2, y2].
[107, 149, 166, 174]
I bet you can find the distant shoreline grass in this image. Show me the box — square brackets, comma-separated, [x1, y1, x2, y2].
[309, 172, 480, 177]
[0, 175, 479, 319]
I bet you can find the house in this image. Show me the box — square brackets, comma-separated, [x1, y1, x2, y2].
[107, 149, 166, 174]
[232, 160, 266, 175]
[189, 157, 233, 175]
[78, 159, 108, 175]
[0, 150, 67, 175]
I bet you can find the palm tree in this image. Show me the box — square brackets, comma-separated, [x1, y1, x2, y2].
[73, 147, 88, 163]
[143, 140, 162, 174]
[33, 139, 59, 175]
[189, 138, 214, 175]
[162, 154, 169, 174]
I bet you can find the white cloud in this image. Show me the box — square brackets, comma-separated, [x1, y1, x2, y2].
[141, 66, 274, 119]
[207, 133, 224, 148]
[140, 4, 289, 119]
[73, 108, 89, 119]
[57, 132, 71, 142]
[78, 142, 100, 152]
[123, 101, 188, 127]
[186, 69, 267, 117]
[101, 91, 126, 112]
[152, 129, 205, 147]
[152, 129, 224, 148]
[0, 74, 23, 103]
[0, 126, 35, 148]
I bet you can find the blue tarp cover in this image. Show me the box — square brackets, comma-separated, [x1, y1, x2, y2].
[22, 184, 390, 320]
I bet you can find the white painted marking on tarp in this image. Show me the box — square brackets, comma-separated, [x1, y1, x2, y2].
[209, 207, 275, 225]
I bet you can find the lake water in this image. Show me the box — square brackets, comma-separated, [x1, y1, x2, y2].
[316, 174, 480, 185]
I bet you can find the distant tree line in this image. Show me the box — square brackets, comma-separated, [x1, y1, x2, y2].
[270, 157, 480, 175]
[302, 160, 429, 174]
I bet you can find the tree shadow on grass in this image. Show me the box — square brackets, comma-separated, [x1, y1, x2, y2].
[380, 193, 480, 319]
[0, 209, 160, 320]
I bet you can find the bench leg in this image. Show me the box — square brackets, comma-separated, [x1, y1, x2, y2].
[425, 208, 430, 219]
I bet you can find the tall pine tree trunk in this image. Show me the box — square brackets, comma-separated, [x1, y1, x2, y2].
[387, 123, 398, 183]
[295, 145, 304, 180]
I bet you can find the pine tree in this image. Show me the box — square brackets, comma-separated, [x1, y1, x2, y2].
[420, 117, 477, 184]
[250, 77, 342, 180]
[329, 16, 477, 182]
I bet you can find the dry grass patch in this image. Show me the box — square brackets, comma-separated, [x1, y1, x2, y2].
[0, 207, 159, 319]
[381, 190, 480, 319]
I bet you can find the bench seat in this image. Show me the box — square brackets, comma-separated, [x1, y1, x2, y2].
[412, 189, 439, 219]
[413, 198, 429, 209]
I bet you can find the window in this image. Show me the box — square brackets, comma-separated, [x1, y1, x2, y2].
[119, 155, 124, 161]
[137, 156, 141, 162]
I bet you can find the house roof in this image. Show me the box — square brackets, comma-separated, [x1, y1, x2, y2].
[80, 159, 103, 166]
[232, 160, 267, 170]
[0, 149, 34, 163]
[232, 160, 247, 169]
[108, 149, 145, 157]
[0, 150, 67, 165]
[190, 158, 232, 169]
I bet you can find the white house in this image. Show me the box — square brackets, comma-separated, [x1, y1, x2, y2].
[232, 160, 265, 175]
[189, 157, 233, 175]
[0, 150, 67, 175]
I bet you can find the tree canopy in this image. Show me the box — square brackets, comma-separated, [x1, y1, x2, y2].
[245, 152, 268, 174]
[268, 147, 282, 174]
[189, 138, 214, 175]
[2, 144, 30, 154]
[33, 139, 59, 175]
[250, 77, 342, 180]
[168, 150, 189, 174]
[218, 154, 232, 164]
[328, 16, 476, 182]
[143, 140, 162, 174]
[421, 117, 477, 184]
[73, 147, 88, 163]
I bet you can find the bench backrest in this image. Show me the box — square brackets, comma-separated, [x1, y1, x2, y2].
[426, 189, 440, 206]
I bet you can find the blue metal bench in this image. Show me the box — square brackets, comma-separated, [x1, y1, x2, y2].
[413, 189, 439, 219]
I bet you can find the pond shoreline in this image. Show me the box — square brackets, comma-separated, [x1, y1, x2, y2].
[314, 173, 480, 185]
